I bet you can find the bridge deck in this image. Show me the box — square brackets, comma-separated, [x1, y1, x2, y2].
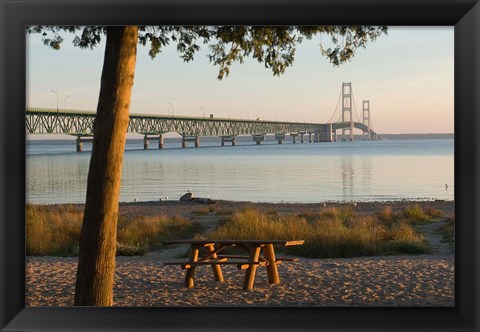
[25, 107, 377, 140]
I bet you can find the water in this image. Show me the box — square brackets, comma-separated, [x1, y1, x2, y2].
[26, 137, 454, 204]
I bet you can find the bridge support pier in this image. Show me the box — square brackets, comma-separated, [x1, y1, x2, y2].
[308, 133, 313, 143]
[182, 136, 199, 148]
[77, 137, 83, 152]
[312, 124, 333, 143]
[75, 136, 93, 152]
[159, 134, 164, 149]
[141, 134, 164, 149]
[299, 131, 306, 143]
[144, 135, 149, 149]
[253, 135, 264, 145]
[290, 133, 298, 144]
[275, 134, 285, 144]
[221, 136, 236, 146]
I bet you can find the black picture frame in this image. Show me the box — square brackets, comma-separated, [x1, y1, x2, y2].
[1, 0, 479, 331]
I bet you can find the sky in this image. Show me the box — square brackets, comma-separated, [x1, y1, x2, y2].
[27, 26, 454, 135]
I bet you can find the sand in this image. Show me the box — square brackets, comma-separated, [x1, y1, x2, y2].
[25, 199, 455, 307]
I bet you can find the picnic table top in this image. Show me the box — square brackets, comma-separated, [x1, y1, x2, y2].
[163, 239, 304, 246]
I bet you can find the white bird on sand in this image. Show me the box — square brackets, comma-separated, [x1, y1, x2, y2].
[352, 201, 357, 207]
[133, 198, 138, 202]
[322, 203, 327, 207]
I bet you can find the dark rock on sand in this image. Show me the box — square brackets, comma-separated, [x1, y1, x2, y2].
[179, 192, 194, 201]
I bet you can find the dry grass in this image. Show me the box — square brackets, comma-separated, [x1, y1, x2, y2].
[26, 204, 197, 256]
[214, 209, 234, 216]
[26, 203, 444, 258]
[117, 215, 196, 253]
[377, 206, 398, 222]
[377, 205, 443, 224]
[436, 217, 455, 249]
[192, 204, 222, 216]
[192, 206, 211, 216]
[26, 204, 84, 256]
[402, 204, 443, 224]
[206, 207, 429, 258]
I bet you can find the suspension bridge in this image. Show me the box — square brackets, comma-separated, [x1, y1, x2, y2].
[26, 82, 378, 151]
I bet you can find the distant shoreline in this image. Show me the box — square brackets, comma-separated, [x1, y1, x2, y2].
[379, 133, 454, 140]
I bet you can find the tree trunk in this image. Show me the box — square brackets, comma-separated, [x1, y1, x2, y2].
[74, 26, 138, 306]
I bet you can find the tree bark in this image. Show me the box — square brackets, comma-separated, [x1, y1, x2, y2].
[74, 26, 138, 306]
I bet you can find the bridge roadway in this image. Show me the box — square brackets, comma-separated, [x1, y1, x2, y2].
[26, 107, 377, 151]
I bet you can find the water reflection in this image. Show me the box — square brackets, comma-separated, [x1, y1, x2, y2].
[26, 140, 454, 204]
[341, 156, 354, 201]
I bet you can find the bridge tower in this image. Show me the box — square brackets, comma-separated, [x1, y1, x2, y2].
[362, 100, 371, 140]
[341, 82, 354, 141]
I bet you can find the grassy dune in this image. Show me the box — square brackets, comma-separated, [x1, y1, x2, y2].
[26, 204, 198, 256]
[26, 203, 445, 258]
[206, 205, 443, 258]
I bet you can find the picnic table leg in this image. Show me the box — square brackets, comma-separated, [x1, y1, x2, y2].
[242, 246, 261, 291]
[263, 244, 280, 285]
[206, 244, 224, 282]
[185, 246, 199, 288]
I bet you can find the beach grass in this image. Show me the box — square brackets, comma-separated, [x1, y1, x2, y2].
[26, 204, 84, 256]
[27, 203, 445, 257]
[435, 217, 455, 249]
[117, 215, 199, 254]
[205, 207, 431, 258]
[26, 204, 198, 256]
[402, 204, 443, 224]
[377, 205, 443, 224]
[192, 204, 217, 216]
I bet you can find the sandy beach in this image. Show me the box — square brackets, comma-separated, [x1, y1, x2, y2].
[26, 199, 454, 307]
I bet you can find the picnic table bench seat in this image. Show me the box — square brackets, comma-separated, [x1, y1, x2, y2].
[163, 255, 298, 269]
[164, 260, 268, 270]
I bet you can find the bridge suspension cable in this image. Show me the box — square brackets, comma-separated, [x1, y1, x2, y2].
[336, 111, 343, 123]
[325, 87, 343, 123]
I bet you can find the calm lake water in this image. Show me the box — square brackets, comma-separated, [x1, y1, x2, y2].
[26, 137, 454, 204]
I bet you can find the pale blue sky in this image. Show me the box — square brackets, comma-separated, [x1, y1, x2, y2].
[27, 26, 454, 134]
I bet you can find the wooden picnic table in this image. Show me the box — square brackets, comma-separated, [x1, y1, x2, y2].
[163, 239, 304, 290]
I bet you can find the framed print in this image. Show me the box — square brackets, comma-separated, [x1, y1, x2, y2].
[1, 0, 479, 331]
